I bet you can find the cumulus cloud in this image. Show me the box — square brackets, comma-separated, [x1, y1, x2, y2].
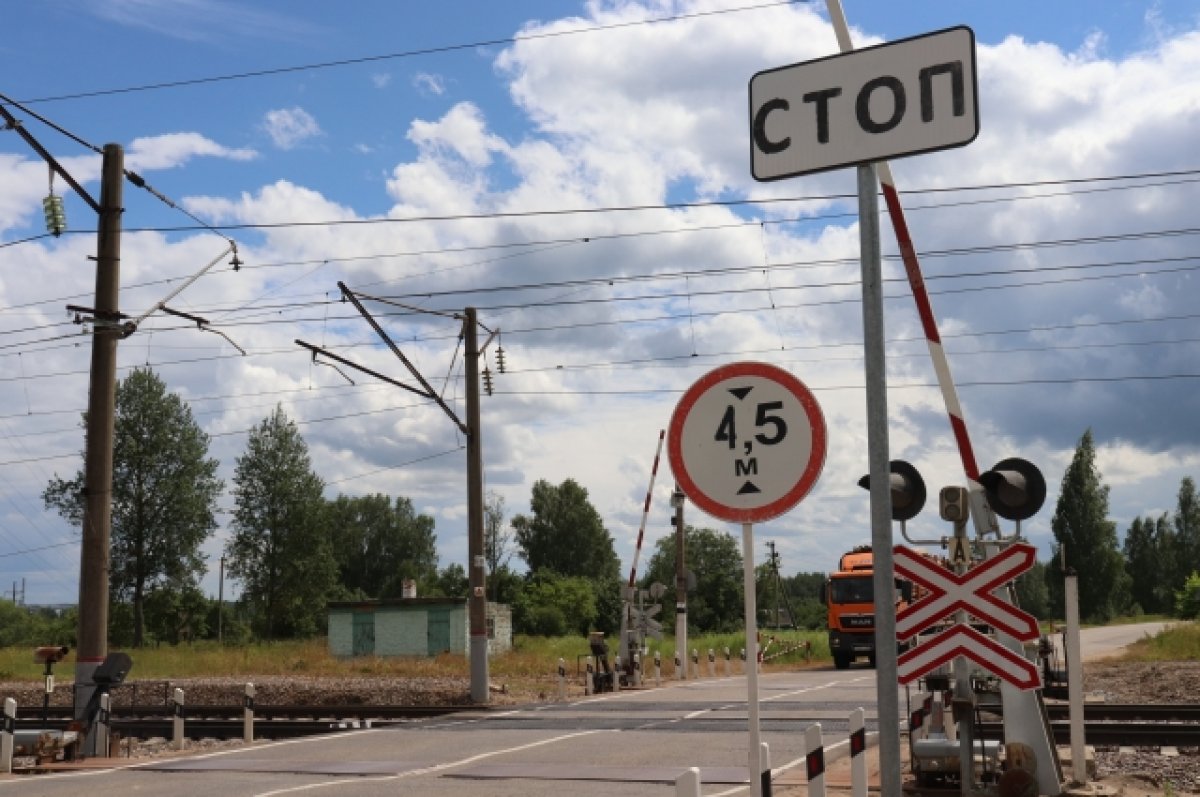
[413, 72, 446, 96]
[261, 107, 322, 150]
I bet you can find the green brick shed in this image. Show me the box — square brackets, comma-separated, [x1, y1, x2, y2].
[327, 597, 512, 657]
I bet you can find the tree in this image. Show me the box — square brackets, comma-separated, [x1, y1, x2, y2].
[43, 367, 221, 647]
[511, 572, 598, 636]
[511, 478, 623, 630]
[1173, 477, 1200, 592]
[226, 406, 334, 638]
[511, 478, 620, 580]
[1124, 515, 1166, 615]
[484, 490, 514, 601]
[1045, 429, 1130, 622]
[642, 525, 744, 633]
[435, 563, 469, 597]
[1013, 560, 1051, 620]
[326, 494, 438, 598]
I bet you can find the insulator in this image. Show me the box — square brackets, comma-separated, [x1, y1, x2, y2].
[42, 194, 66, 237]
[496, 346, 506, 373]
[482, 368, 493, 396]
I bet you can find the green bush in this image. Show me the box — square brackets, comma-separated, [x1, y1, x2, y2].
[1174, 572, 1200, 619]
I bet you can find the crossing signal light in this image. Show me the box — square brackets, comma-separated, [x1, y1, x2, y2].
[939, 486, 969, 522]
[857, 459, 926, 522]
[979, 458, 1046, 521]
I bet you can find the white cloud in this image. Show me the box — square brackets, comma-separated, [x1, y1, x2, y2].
[413, 72, 446, 96]
[261, 107, 322, 150]
[126, 132, 257, 172]
[371, 73, 392, 89]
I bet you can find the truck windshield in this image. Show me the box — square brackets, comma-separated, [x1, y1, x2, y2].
[830, 576, 873, 603]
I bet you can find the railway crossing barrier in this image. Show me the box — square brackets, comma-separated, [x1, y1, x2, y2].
[2, 698, 14, 773]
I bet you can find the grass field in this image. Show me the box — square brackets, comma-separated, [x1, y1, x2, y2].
[0, 622, 1191, 684]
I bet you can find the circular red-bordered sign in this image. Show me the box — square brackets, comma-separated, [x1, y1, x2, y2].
[667, 362, 826, 523]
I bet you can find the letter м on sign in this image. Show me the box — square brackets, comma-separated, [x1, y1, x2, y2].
[749, 26, 979, 181]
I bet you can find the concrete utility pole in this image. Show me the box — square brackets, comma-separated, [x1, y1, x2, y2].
[76, 143, 123, 725]
[464, 307, 490, 703]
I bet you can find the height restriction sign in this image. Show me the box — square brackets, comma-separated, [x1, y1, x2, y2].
[667, 362, 827, 523]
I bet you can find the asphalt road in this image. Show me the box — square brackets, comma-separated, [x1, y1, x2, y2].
[0, 624, 1163, 796]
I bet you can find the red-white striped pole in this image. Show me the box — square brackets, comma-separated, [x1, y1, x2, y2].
[629, 429, 666, 587]
[825, 1, 999, 538]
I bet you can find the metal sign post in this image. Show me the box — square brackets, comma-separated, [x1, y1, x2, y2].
[668, 361, 827, 797]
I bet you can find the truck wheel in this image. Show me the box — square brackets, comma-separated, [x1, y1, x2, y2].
[833, 652, 851, 670]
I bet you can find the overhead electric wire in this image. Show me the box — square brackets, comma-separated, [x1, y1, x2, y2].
[13, 1, 800, 105]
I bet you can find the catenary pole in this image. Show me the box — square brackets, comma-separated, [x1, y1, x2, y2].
[465, 307, 490, 703]
[76, 143, 123, 746]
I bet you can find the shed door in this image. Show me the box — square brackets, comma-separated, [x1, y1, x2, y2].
[427, 608, 450, 654]
[352, 611, 375, 656]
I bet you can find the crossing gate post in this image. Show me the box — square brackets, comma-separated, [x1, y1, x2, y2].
[633, 653, 642, 687]
[805, 724, 826, 797]
[614, 656, 621, 692]
[96, 693, 111, 757]
[850, 707, 868, 797]
[691, 649, 699, 678]
[708, 649, 715, 678]
[675, 650, 683, 680]
[172, 688, 185, 750]
[675, 766, 702, 796]
[724, 646, 731, 676]
[655, 650, 662, 686]
[243, 683, 255, 743]
[557, 658, 567, 700]
[585, 656, 594, 696]
[1, 698, 15, 774]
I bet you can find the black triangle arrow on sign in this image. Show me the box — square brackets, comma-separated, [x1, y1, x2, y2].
[728, 386, 753, 400]
[737, 481, 761, 495]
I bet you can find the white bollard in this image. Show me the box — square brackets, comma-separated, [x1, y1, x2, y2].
[850, 707, 867, 797]
[707, 649, 715, 677]
[654, 650, 662, 686]
[584, 656, 594, 696]
[172, 687, 185, 750]
[244, 683, 255, 743]
[674, 650, 683, 680]
[557, 657, 567, 700]
[633, 653, 642, 687]
[613, 656, 621, 692]
[724, 646, 731, 676]
[96, 693, 111, 757]
[2, 698, 15, 774]
[691, 649, 699, 679]
[740, 647, 747, 674]
[805, 724, 826, 797]
[675, 765, 702, 796]
[758, 742, 772, 797]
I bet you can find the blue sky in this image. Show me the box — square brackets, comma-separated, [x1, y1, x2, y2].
[3, 0, 1200, 606]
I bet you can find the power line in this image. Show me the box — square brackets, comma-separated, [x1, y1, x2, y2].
[13, 1, 800, 105]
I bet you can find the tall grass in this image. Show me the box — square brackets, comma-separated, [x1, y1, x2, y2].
[1119, 621, 1200, 661]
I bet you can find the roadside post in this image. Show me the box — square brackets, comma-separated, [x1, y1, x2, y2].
[668, 361, 827, 797]
[172, 687, 184, 750]
[749, 10, 979, 797]
[243, 683, 255, 743]
[1, 698, 15, 774]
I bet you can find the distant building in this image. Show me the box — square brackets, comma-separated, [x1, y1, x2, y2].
[327, 597, 512, 658]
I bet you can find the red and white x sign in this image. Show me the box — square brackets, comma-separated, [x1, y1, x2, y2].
[894, 543, 1039, 641]
[897, 624, 1042, 690]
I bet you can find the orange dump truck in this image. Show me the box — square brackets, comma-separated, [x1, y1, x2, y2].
[822, 545, 914, 670]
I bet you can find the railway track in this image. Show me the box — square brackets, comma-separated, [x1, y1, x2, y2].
[14, 704, 489, 741]
[15, 702, 1199, 747]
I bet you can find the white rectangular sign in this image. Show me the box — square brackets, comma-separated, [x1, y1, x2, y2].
[749, 26, 978, 181]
